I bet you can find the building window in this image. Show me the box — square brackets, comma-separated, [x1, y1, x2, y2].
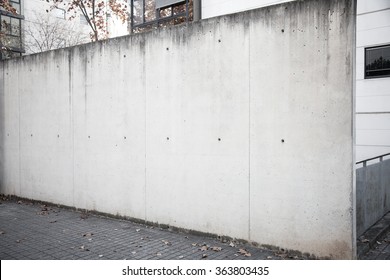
[9, 0, 21, 14]
[53, 8, 66, 19]
[365, 45, 390, 79]
[80, 15, 88, 25]
[0, 0, 24, 59]
[130, 0, 192, 33]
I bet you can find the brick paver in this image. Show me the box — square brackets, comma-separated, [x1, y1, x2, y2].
[360, 230, 390, 260]
[0, 198, 290, 260]
[2, 198, 388, 260]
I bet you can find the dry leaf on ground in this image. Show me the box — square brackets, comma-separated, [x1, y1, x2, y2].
[161, 240, 172, 246]
[200, 245, 208, 251]
[238, 248, 251, 257]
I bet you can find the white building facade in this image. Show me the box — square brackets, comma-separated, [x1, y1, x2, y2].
[355, 0, 390, 162]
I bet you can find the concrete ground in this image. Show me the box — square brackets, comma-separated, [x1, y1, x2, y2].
[358, 212, 390, 260]
[0, 196, 388, 260]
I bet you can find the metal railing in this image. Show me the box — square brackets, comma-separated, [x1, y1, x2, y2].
[356, 153, 390, 167]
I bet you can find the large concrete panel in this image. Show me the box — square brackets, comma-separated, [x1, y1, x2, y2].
[144, 21, 250, 238]
[248, 0, 356, 259]
[0, 61, 21, 196]
[70, 38, 147, 218]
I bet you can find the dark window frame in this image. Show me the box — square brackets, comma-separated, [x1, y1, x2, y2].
[130, 0, 191, 33]
[365, 44, 390, 79]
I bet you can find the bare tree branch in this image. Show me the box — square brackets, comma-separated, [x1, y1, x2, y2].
[46, 0, 128, 41]
[24, 11, 88, 53]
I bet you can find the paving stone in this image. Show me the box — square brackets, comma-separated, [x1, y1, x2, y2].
[2, 198, 389, 260]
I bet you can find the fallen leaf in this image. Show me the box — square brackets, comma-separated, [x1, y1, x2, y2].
[191, 243, 197, 247]
[229, 241, 235, 247]
[361, 239, 370, 243]
[16, 239, 21, 243]
[376, 241, 382, 245]
[238, 248, 251, 257]
[80, 245, 89, 251]
[162, 240, 172, 246]
[99, 254, 103, 258]
[156, 253, 162, 256]
[17, 201, 23, 204]
[201, 254, 208, 259]
[80, 213, 88, 219]
[184, 236, 189, 239]
[136, 229, 141, 232]
[178, 255, 184, 259]
[211, 247, 222, 252]
[267, 256, 273, 259]
[200, 245, 208, 251]
[83, 232, 94, 238]
[132, 251, 136, 255]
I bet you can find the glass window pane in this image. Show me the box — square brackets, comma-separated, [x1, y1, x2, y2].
[11, 17, 20, 36]
[1, 16, 11, 34]
[133, 0, 144, 25]
[365, 45, 390, 78]
[145, 0, 156, 22]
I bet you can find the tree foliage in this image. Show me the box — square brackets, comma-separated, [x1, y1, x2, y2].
[46, 0, 128, 41]
[0, 0, 17, 14]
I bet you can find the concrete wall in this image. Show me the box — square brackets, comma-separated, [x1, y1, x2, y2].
[356, 158, 390, 236]
[0, 0, 356, 259]
[355, 0, 390, 162]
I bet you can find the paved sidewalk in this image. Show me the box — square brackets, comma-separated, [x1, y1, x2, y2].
[1, 197, 389, 260]
[0, 198, 297, 260]
[358, 212, 390, 260]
